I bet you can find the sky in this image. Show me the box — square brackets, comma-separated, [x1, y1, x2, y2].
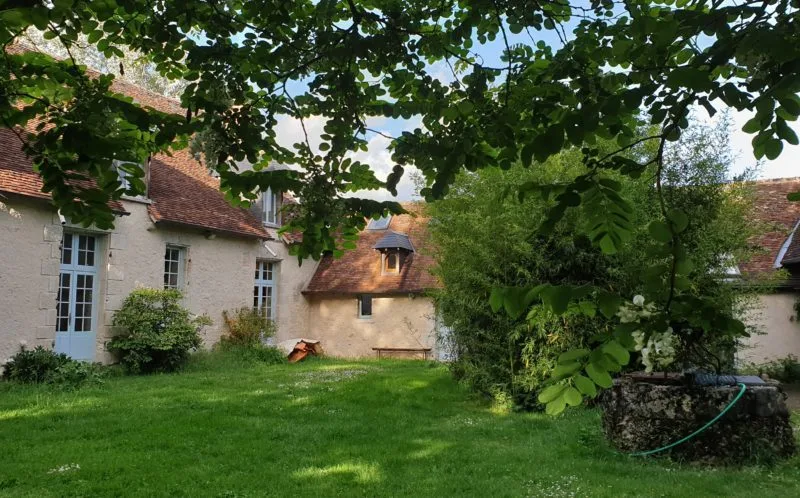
[273, 17, 800, 202]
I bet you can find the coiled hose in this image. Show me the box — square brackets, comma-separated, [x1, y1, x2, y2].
[628, 382, 747, 457]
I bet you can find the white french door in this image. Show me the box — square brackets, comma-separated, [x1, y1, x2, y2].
[54, 232, 99, 360]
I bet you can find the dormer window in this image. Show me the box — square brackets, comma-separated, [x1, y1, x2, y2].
[374, 231, 414, 275]
[382, 250, 402, 275]
[263, 187, 282, 226]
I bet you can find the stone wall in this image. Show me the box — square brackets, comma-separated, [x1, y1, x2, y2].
[739, 292, 800, 363]
[305, 294, 437, 358]
[601, 378, 795, 463]
[0, 197, 306, 363]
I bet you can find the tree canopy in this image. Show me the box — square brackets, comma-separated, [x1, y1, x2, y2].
[429, 119, 759, 409]
[2, 0, 799, 411]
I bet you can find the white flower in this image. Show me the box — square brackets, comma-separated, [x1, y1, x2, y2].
[617, 306, 640, 323]
[632, 330, 646, 351]
[18, 339, 27, 347]
[638, 328, 677, 372]
[633, 295, 645, 307]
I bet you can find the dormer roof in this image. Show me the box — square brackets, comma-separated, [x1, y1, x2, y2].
[303, 202, 440, 295]
[373, 231, 415, 252]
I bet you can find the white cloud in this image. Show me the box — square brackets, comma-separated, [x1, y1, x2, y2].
[347, 133, 421, 203]
[728, 109, 800, 179]
[274, 114, 326, 153]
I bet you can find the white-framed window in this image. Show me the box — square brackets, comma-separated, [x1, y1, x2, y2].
[55, 231, 100, 360]
[358, 294, 373, 319]
[164, 245, 186, 290]
[381, 251, 401, 275]
[57, 232, 98, 334]
[254, 260, 277, 320]
[263, 188, 282, 226]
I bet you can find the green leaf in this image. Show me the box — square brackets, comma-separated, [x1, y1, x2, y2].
[578, 301, 597, 317]
[765, 138, 783, 160]
[675, 257, 693, 275]
[521, 143, 535, 167]
[776, 119, 799, 146]
[598, 235, 617, 254]
[666, 67, 711, 91]
[666, 209, 689, 233]
[545, 396, 567, 416]
[488, 287, 505, 313]
[586, 363, 613, 388]
[538, 383, 567, 404]
[648, 220, 672, 243]
[558, 349, 590, 364]
[602, 340, 630, 366]
[787, 191, 800, 202]
[542, 285, 572, 315]
[597, 292, 621, 319]
[502, 288, 525, 319]
[457, 100, 475, 116]
[563, 387, 583, 407]
[553, 362, 582, 379]
[742, 117, 762, 134]
[778, 97, 800, 116]
[674, 275, 691, 291]
[573, 375, 597, 397]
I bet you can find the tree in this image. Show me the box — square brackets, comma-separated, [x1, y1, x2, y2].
[430, 118, 760, 409]
[1, 0, 798, 410]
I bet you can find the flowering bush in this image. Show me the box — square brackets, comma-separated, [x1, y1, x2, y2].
[619, 296, 677, 372]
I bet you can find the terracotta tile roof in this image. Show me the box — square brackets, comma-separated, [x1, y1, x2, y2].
[0, 45, 268, 239]
[739, 178, 800, 275]
[146, 149, 270, 239]
[303, 202, 440, 295]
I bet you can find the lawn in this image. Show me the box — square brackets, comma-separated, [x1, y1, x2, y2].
[1, 357, 798, 498]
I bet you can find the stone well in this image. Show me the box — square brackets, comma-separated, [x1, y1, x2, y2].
[601, 375, 796, 463]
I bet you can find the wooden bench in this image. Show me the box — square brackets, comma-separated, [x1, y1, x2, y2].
[372, 347, 432, 360]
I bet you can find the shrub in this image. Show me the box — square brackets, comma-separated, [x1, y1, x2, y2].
[2, 346, 70, 383]
[220, 307, 276, 347]
[48, 361, 107, 389]
[429, 121, 758, 409]
[108, 288, 211, 373]
[741, 355, 800, 384]
[2, 346, 106, 388]
[216, 343, 287, 364]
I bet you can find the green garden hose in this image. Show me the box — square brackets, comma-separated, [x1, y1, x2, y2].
[627, 382, 747, 457]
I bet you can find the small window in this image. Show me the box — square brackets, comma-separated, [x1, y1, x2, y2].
[382, 251, 400, 274]
[164, 245, 186, 290]
[358, 294, 372, 318]
[366, 215, 391, 230]
[263, 188, 282, 226]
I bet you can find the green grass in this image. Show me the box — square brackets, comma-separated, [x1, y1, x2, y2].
[1, 357, 799, 498]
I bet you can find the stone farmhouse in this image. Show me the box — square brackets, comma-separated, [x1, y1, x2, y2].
[0, 77, 440, 364]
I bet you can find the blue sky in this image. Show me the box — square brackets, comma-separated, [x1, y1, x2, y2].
[272, 21, 800, 202]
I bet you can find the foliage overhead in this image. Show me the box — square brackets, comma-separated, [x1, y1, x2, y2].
[2, 0, 797, 410]
[1, 0, 796, 245]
